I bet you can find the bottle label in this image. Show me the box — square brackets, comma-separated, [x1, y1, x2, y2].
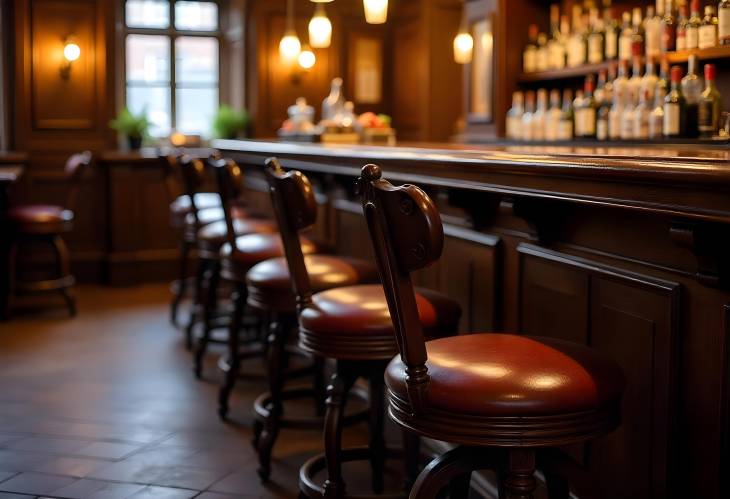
[634, 112, 649, 139]
[699, 25, 718, 48]
[619, 35, 632, 60]
[588, 35, 603, 63]
[523, 50, 536, 73]
[698, 100, 716, 133]
[662, 24, 676, 51]
[721, 9, 730, 40]
[597, 118, 609, 140]
[621, 112, 635, 139]
[558, 120, 573, 140]
[577, 108, 596, 136]
[537, 48, 550, 71]
[609, 109, 622, 139]
[677, 30, 686, 50]
[686, 26, 699, 48]
[664, 102, 680, 135]
[606, 30, 618, 58]
[646, 21, 661, 56]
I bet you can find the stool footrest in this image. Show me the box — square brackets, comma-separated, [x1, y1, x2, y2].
[16, 274, 75, 292]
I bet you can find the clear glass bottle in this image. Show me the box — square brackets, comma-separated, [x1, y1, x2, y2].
[619, 11, 634, 61]
[621, 89, 637, 139]
[573, 89, 586, 136]
[662, 0, 677, 52]
[664, 65, 686, 138]
[628, 48, 644, 107]
[548, 5, 565, 69]
[521, 91, 535, 141]
[686, 0, 702, 49]
[596, 70, 611, 140]
[558, 88, 575, 140]
[605, 7, 620, 60]
[631, 7, 646, 55]
[533, 89, 549, 141]
[523, 24, 539, 73]
[634, 88, 652, 139]
[642, 57, 659, 105]
[506, 91, 525, 140]
[568, 5, 588, 67]
[720, 0, 730, 46]
[546, 89, 563, 141]
[645, 4, 662, 59]
[588, 7, 605, 63]
[676, 3, 689, 50]
[649, 85, 667, 138]
[699, 6, 719, 48]
[575, 77, 598, 139]
[537, 33, 550, 71]
[681, 55, 703, 137]
[610, 60, 629, 139]
[698, 63, 723, 137]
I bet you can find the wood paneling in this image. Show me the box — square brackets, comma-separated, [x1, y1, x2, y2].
[518, 244, 680, 499]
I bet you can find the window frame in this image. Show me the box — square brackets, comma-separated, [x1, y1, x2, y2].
[122, 0, 223, 137]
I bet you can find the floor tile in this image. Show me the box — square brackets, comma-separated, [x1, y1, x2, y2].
[7, 437, 89, 455]
[0, 473, 17, 485]
[33, 456, 109, 478]
[193, 493, 254, 499]
[51, 478, 145, 499]
[129, 486, 198, 498]
[0, 493, 37, 499]
[74, 442, 141, 460]
[0, 450, 54, 472]
[89, 459, 228, 491]
[0, 472, 77, 496]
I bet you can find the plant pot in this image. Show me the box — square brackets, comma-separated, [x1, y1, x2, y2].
[127, 136, 143, 150]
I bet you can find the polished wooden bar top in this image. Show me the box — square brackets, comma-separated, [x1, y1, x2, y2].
[214, 139, 730, 224]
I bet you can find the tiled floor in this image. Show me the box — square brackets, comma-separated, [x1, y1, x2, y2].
[0, 284, 389, 499]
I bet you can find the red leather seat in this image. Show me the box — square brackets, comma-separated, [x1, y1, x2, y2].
[246, 255, 380, 312]
[220, 233, 319, 279]
[385, 333, 625, 417]
[299, 284, 461, 360]
[9, 205, 74, 234]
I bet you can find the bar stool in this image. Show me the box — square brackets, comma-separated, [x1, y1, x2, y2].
[6, 151, 92, 317]
[260, 160, 462, 498]
[247, 158, 381, 481]
[358, 164, 626, 499]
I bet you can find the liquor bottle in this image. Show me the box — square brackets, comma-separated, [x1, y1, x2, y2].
[605, 7, 620, 59]
[521, 91, 535, 141]
[646, 5, 662, 59]
[657, 56, 670, 97]
[681, 55, 703, 137]
[686, 0, 702, 49]
[628, 47, 644, 106]
[575, 77, 598, 138]
[558, 88, 575, 140]
[634, 88, 652, 139]
[698, 63, 723, 137]
[546, 89, 563, 141]
[588, 7, 605, 64]
[664, 65, 686, 138]
[631, 7, 646, 55]
[619, 11, 633, 61]
[537, 33, 550, 71]
[720, 0, 730, 45]
[676, 3, 689, 51]
[649, 85, 667, 138]
[568, 6, 588, 67]
[662, 0, 677, 52]
[573, 89, 585, 137]
[555, 14, 571, 69]
[642, 57, 660, 105]
[699, 6, 719, 48]
[506, 91, 525, 140]
[596, 70, 611, 140]
[533, 89, 548, 141]
[620, 91, 637, 139]
[548, 6, 565, 69]
[610, 60, 629, 139]
[523, 24, 539, 73]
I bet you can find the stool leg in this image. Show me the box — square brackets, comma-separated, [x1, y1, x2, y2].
[313, 356, 326, 417]
[194, 258, 221, 379]
[368, 364, 386, 494]
[403, 431, 421, 491]
[256, 313, 293, 481]
[185, 256, 207, 351]
[171, 238, 192, 326]
[323, 361, 358, 499]
[502, 450, 536, 499]
[218, 282, 245, 420]
[409, 446, 496, 499]
[52, 236, 75, 317]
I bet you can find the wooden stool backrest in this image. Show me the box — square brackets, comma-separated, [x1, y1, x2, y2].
[64, 151, 93, 211]
[208, 156, 244, 247]
[178, 154, 209, 224]
[264, 157, 318, 312]
[358, 163, 443, 414]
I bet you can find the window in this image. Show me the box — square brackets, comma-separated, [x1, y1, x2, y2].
[124, 0, 220, 138]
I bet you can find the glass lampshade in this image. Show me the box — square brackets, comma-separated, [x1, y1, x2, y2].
[309, 4, 332, 48]
[299, 46, 316, 69]
[279, 29, 302, 63]
[363, 0, 388, 24]
[453, 31, 473, 64]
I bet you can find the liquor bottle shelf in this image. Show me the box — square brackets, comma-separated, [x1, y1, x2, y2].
[518, 45, 730, 83]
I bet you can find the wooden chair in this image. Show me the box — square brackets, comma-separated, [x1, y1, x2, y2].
[261, 160, 461, 498]
[7, 151, 92, 317]
[358, 163, 626, 499]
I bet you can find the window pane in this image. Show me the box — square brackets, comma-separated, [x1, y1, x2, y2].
[126, 35, 170, 84]
[127, 86, 171, 137]
[176, 87, 217, 136]
[175, 1, 218, 31]
[175, 37, 218, 84]
[126, 0, 170, 29]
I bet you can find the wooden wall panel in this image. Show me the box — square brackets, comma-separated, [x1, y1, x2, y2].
[518, 244, 680, 499]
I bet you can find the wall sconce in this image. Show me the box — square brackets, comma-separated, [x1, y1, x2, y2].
[61, 37, 81, 79]
[453, 24, 473, 64]
[363, 0, 388, 24]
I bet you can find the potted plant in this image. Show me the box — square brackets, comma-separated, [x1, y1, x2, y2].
[109, 108, 149, 150]
[212, 105, 250, 139]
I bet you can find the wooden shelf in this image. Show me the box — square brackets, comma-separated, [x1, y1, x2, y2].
[518, 45, 730, 83]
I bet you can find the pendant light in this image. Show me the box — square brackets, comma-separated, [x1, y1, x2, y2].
[363, 0, 388, 24]
[309, 3, 332, 48]
[299, 44, 316, 69]
[453, 21, 473, 64]
[279, 0, 301, 63]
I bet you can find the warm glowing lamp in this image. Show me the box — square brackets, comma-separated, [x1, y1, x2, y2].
[60, 38, 80, 79]
[363, 0, 388, 24]
[298, 45, 316, 69]
[279, 29, 302, 63]
[308, 4, 332, 48]
[453, 29, 474, 64]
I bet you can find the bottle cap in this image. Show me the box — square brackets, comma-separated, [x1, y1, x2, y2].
[691, 0, 699, 13]
[670, 65, 683, 83]
[529, 24, 539, 39]
[584, 76, 595, 93]
[704, 64, 716, 81]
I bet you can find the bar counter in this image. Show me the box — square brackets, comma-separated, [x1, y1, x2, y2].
[216, 139, 730, 499]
